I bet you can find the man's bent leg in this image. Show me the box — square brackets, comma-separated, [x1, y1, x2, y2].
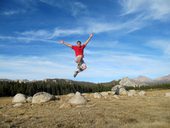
[74, 58, 87, 78]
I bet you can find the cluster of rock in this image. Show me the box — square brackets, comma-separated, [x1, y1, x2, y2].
[11, 77, 170, 107]
[111, 77, 146, 96]
[12, 92, 57, 107]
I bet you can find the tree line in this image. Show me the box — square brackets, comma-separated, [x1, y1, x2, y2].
[125, 83, 170, 90]
[0, 79, 115, 97]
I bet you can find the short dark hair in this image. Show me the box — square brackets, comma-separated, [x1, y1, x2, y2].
[77, 41, 81, 44]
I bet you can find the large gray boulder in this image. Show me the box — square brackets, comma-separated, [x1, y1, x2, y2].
[119, 77, 138, 87]
[111, 85, 127, 95]
[68, 92, 87, 105]
[119, 87, 128, 95]
[32, 92, 55, 104]
[12, 93, 26, 103]
[111, 85, 122, 95]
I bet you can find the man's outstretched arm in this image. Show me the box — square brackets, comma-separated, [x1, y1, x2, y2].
[59, 40, 72, 48]
[84, 33, 93, 46]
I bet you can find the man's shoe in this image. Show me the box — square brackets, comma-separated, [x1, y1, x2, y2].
[73, 71, 79, 78]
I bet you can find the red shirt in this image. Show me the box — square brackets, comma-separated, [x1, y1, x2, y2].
[72, 44, 86, 57]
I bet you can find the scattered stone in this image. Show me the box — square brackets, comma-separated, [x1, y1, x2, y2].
[68, 92, 87, 105]
[113, 95, 119, 99]
[165, 92, 170, 97]
[32, 92, 55, 104]
[138, 91, 146, 96]
[12, 93, 26, 103]
[128, 90, 137, 97]
[55, 96, 60, 100]
[100, 92, 109, 97]
[13, 103, 23, 107]
[94, 92, 102, 99]
[26, 96, 33, 103]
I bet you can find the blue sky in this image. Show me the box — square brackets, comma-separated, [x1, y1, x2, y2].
[0, 0, 170, 83]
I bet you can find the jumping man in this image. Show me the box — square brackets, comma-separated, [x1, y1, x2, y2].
[59, 33, 93, 77]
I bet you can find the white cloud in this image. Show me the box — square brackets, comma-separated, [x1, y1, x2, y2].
[1, 47, 170, 82]
[0, 55, 75, 80]
[147, 39, 170, 56]
[0, 35, 56, 43]
[120, 0, 170, 21]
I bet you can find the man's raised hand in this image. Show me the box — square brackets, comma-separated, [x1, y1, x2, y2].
[59, 40, 64, 44]
[90, 33, 94, 38]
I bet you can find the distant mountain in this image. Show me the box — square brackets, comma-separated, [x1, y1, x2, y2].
[133, 76, 153, 83]
[155, 74, 170, 83]
[0, 78, 12, 81]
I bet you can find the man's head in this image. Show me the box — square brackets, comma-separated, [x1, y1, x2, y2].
[77, 41, 81, 47]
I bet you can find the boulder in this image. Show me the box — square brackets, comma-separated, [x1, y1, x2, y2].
[165, 92, 170, 97]
[12, 93, 26, 103]
[111, 85, 122, 95]
[112, 85, 127, 95]
[68, 92, 87, 105]
[119, 77, 138, 87]
[128, 90, 137, 97]
[32, 92, 55, 104]
[119, 87, 128, 95]
[94, 92, 102, 99]
[138, 91, 146, 96]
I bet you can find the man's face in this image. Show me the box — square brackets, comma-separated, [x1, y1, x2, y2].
[77, 42, 81, 47]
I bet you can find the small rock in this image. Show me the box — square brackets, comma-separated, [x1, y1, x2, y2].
[26, 96, 33, 103]
[68, 92, 87, 105]
[13, 103, 23, 107]
[55, 96, 60, 100]
[12, 93, 26, 103]
[100, 92, 109, 97]
[165, 92, 170, 97]
[94, 93, 102, 99]
[128, 90, 137, 97]
[138, 91, 146, 96]
[113, 95, 119, 99]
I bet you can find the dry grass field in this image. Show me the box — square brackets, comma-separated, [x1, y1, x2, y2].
[0, 89, 170, 128]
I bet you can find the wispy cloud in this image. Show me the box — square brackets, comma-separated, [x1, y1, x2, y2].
[120, 0, 170, 21]
[1, 10, 23, 16]
[39, 0, 88, 17]
[0, 55, 74, 80]
[1, 49, 170, 82]
[0, 35, 56, 43]
[147, 39, 170, 56]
